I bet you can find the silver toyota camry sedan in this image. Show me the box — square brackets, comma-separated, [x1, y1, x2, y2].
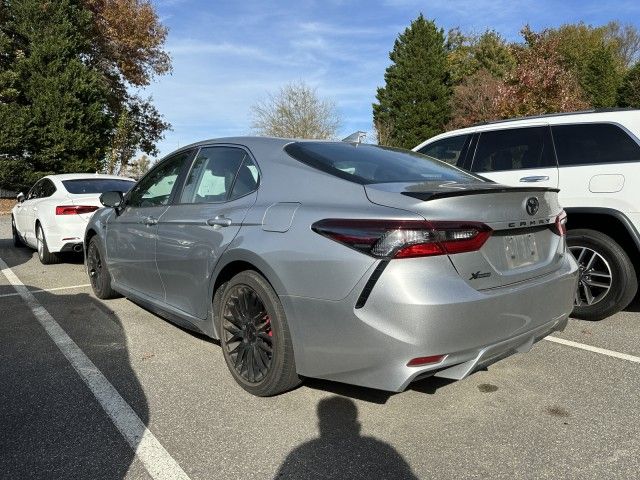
[85, 137, 579, 396]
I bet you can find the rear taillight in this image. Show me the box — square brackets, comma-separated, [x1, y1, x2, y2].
[311, 219, 492, 259]
[56, 205, 99, 215]
[550, 211, 567, 236]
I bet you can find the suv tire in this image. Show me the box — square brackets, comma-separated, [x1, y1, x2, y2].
[568, 229, 637, 320]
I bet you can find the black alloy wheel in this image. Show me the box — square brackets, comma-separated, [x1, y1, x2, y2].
[217, 270, 300, 396]
[87, 237, 119, 299]
[222, 284, 274, 384]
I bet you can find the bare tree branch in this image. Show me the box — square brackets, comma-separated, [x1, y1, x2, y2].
[250, 81, 341, 139]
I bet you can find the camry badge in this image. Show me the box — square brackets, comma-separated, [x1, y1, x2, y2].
[525, 197, 539, 216]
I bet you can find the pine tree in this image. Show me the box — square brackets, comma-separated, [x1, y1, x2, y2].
[618, 62, 640, 107]
[447, 29, 515, 85]
[0, 0, 113, 191]
[581, 43, 622, 107]
[546, 24, 624, 108]
[373, 14, 451, 149]
[0, 0, 171, 191]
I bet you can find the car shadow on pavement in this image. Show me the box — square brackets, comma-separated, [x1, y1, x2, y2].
[274, 396, 418, 479]
[0, 237, 35, 269]
[0, 238, 84, 268]
[623, 292, 640, 313]
[0, 286, 148, 479]
[304, 375, 455, 404]
[303, 378, 394, 404]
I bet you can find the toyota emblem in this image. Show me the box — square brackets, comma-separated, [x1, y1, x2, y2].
[525, 197, 539, 216]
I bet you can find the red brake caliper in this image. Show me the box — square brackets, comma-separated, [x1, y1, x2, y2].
[265, 315, 272, 337]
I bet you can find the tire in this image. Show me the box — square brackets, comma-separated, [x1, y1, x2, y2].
[11, 216, 24, 247]
[217, 270, 301, 396]
[36, 224, 61, 265]
[568, 229, 637, 321]
[87, 237, 120, 299]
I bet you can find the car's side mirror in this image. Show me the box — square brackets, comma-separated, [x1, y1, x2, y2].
[100, 191, 124, 209]
[16, 192, 25, 203]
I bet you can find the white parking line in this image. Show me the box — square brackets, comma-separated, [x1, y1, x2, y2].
[0, 283, 91, 299]
[545, 335, 640, 364]
[0, 258, 191, 480]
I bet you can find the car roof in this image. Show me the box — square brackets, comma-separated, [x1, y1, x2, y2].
[414, 108, 640, 150]
[472, 108, 640, 127]
[44, 173, 135, 182]
[176, 136, 300, 152]
[162, 136, 346, 164]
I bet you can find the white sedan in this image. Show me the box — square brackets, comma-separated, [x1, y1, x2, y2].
[11, 174, 135, 264]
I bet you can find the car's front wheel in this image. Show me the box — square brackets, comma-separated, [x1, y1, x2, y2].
[36, 224, 60, 265]
[568, 229, 637, 320]
[87, 237, 120, 299]
[217, 270, 301, 396]
[11, 216, 24, 247]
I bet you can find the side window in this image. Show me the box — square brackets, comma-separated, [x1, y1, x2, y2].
[418, 134, 469, 166]
[180, 147, 258, 204]
[472, 127, 555, 173]
[28, 181, 43, 200]
[41, 179, 56, 197]
[552, 123, 640, 166]
[229, 156, 259, 201]
[127, 151, 190, 208]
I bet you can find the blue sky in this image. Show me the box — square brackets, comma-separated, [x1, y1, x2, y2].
[146, 0, 640, 158]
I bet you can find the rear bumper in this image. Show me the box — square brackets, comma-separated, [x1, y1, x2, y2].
[59, 242, 84, 253]
[42, 221, 87, 253]
[280, 253, 578, 392]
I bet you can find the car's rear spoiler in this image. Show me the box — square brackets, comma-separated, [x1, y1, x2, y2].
[401, 186, 560, 201]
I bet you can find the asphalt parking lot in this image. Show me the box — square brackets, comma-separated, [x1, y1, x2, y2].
[1, 215, 639, 480]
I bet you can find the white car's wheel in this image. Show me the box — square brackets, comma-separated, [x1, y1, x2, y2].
[36, 224, 61, 265]
[11, 216, 24, 248]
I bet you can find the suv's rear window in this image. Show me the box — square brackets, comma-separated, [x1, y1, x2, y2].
[552, 123, 640, 166]
[62, 179, 135, 194]
[284, 142, 482, 185]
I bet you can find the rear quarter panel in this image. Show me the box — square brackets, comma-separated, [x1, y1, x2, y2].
[233, 200, 423, 301]
[558, 163, 639, 214]
[222, 150, 425, 301]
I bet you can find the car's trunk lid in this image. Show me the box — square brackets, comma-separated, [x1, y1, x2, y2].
[364, 181, 566, 290]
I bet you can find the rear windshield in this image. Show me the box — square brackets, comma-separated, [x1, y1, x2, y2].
[62, 179, 135, 194]
[284, 142, 483, 185]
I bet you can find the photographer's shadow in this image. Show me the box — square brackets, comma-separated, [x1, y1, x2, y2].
[275, 396, 417, 479]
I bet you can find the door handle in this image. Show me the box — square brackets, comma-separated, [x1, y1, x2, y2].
[207, 216, 232, 227]
[143, 216, 158, 226]
[519, 175, 549, 183]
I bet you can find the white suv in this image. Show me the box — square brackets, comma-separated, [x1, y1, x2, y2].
[414, 109, 640, 320]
